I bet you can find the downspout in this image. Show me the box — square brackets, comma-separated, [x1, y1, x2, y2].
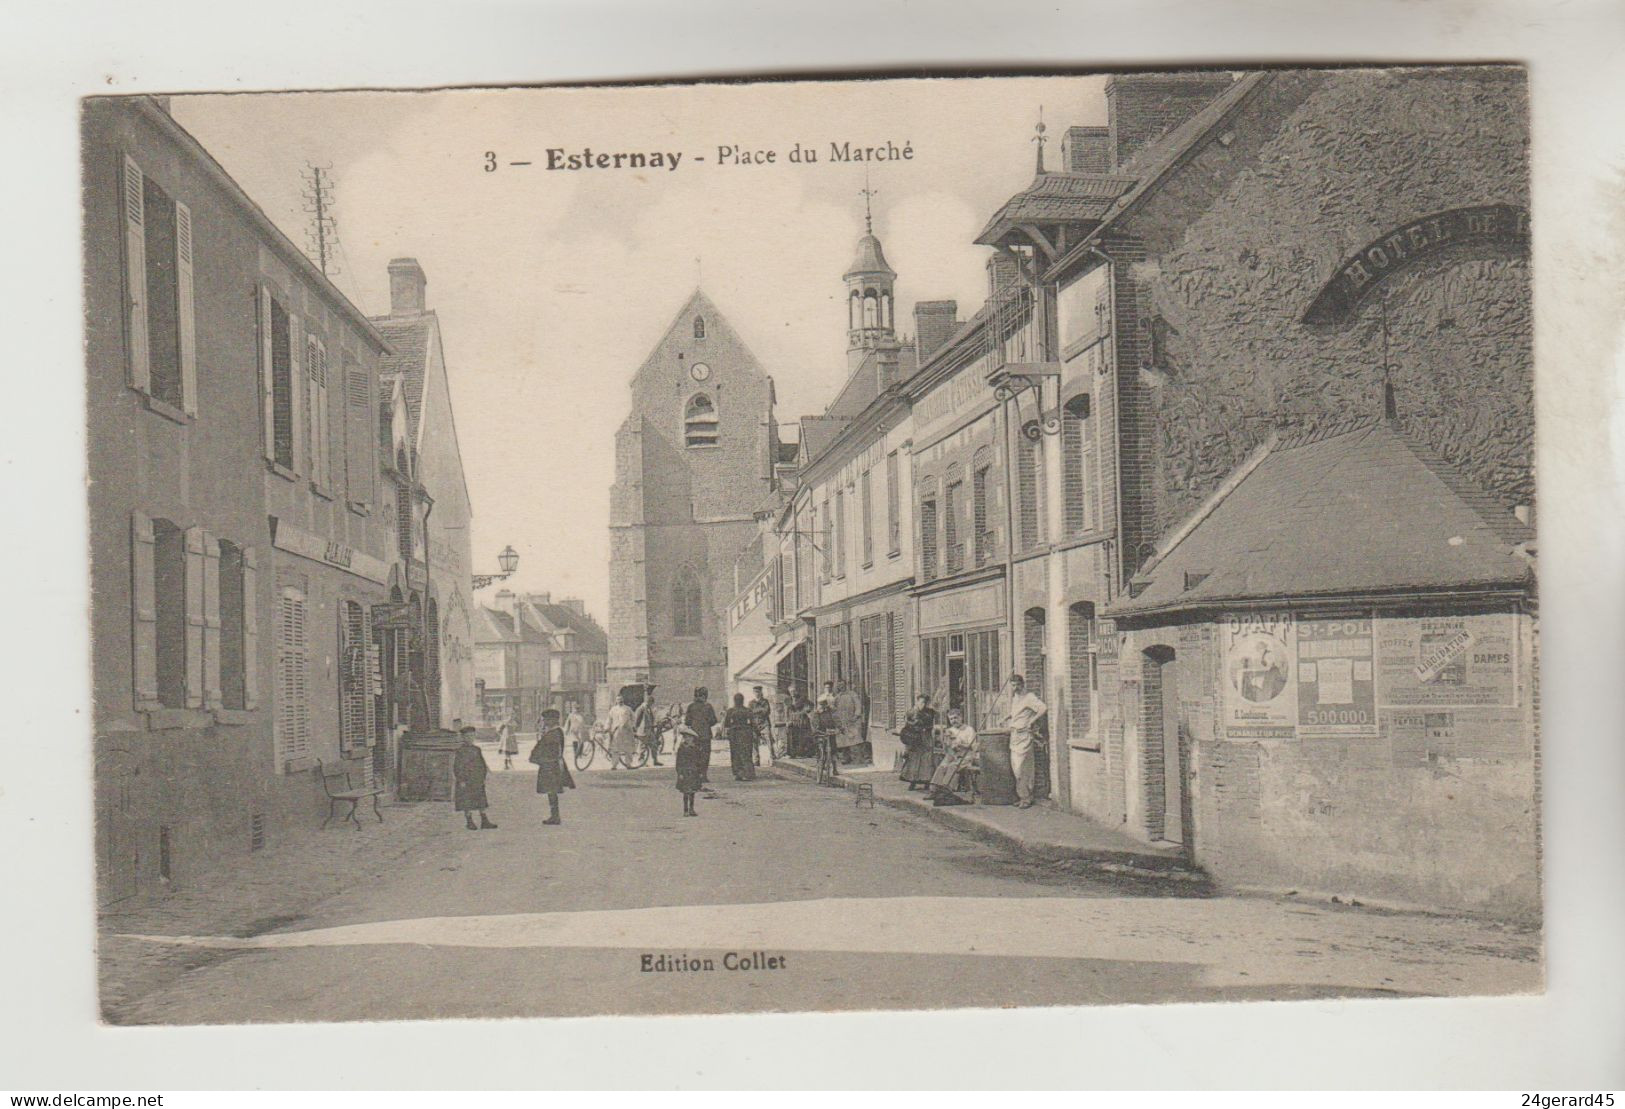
[420, 489, 435, 729]
[1085, 244, 1126, 601]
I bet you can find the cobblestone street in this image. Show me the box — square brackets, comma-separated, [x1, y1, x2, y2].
[101, 748, 1540, 1024]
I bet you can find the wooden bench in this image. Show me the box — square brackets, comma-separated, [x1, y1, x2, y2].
[318, 759, 384, 830]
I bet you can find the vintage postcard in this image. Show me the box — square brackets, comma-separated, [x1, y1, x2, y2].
[84, 67, 1540, 1024]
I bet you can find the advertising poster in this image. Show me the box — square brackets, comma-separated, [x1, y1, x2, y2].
[1296, 613, 1378, 735]
[1222, 611, 1296, 739]
[1377, 612, 1519, 708]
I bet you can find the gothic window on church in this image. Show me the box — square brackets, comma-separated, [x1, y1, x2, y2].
[693, 316, 706, 339]
[672, 567, 703, 639]
[684, 393, 720, 448]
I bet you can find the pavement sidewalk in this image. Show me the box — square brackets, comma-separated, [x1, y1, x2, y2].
[769, 757, 1199, 881]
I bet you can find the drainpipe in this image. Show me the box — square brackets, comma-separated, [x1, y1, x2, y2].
[420, 489, 435, 729]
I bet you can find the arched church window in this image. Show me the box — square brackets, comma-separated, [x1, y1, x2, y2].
[672, 566, 703, 638]
[693, 316, 706, 339]
[684, 393, 720, 447]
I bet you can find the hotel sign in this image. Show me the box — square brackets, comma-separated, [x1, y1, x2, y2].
[1302, 205, 1529, 325]
[729, 564, 775, 630]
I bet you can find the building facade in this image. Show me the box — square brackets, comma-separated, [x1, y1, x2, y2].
[608, 291, 781, 699]
[85, 97, 396, 901]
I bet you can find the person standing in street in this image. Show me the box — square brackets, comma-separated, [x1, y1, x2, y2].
[563, 701, 586, 761]
[684, 687, 718, 790]
[747, 685, 772, 764]
[1003, 673, 1048, 809]
[724, 693, 758, 782]
[674, 725, 703, 817]
[633, 684, 664, 766]
[834, 680, 864, 765]
[498, 715, 519, 770]
[898, 693, 939, 791]
[529, 708, 574, 825]
[606, 692, 637, 769]
[453, 726, 496, 830]
[786, 691, 815, 758]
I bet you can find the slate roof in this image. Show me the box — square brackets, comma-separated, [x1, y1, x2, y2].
[475, 606, 548, 645]
[975, 171, 1138, 246]
[531, 603, 609, 654]
[372, 314, 433, 433]
[798, 416, 849, 465]
[823, 344, 918, 423]
[1109, 419, 1534, 617]
[846, 233, 895, 277]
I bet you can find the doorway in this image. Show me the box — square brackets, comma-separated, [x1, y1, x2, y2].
[1142, 645, 1191, 849]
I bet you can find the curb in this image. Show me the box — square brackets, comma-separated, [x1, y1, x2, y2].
[768, 760, 1206, 884]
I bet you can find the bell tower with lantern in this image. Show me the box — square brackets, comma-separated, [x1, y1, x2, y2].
[845, 178, 898, 375]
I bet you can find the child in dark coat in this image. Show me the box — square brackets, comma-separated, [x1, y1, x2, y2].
[674, 724, 704, 817]
[453, 726, 496, 830]
[530, 708, 574, 825]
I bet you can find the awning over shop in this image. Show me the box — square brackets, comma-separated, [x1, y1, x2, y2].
[734, 628, 808, 684]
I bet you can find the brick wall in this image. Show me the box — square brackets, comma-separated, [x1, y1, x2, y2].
[1106, 73, 1236, 170]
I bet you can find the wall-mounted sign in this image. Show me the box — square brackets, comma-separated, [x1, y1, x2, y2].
[1222, 611, 1296, 739]
[1302, 204, 1529, 325]
[1296, 613, 1377, 735]
[1377, 612, 1518, 707]
[271, 517, 391, 585]
[918, 581, 1004, 632]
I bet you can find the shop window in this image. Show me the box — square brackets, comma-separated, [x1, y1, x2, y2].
[684, 393, 719, 447]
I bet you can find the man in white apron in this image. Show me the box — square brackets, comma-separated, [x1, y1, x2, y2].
[1003, 673, 1047, 809]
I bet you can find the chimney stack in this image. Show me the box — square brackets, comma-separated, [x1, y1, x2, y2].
[1061, 126, 1112, 174]
[1106, 73, 1235, 170]
[388, 257, 427, 316]
[914, 300, 960, 363]
[987, 251, 1021, 299]
[559, 597, 586, 617]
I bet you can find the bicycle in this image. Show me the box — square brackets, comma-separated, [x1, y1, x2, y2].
[573, 721, 650, 772]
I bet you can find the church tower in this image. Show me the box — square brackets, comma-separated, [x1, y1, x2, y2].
[607, 290, 777, 702]
[845, 188, 897, 376]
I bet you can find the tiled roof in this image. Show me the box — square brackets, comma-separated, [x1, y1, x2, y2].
[1109, 419, 1534, 617]
[798, 416, 849, 464]
[372, 314, 432, 433]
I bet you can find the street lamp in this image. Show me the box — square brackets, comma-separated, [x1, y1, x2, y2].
[472, 545, 520, 589]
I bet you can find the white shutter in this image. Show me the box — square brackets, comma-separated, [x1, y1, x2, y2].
[202, 530, 222, 709]
[241, 547, 259, 709]
[183, 526, 207, 709]
[314, 340, 331, 491]
[276, 586, 311, 768]
[258, 288, 276, 463]
[362, 622, 377, 746]
[175, 201, 197, 416]
[122, 156, 150, 394]
[130, 511, 159, 710]
[345, 360, 371, 507]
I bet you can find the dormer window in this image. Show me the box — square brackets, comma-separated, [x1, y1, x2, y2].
[693, 316, 706, 339]
[684, 393, 719, 447]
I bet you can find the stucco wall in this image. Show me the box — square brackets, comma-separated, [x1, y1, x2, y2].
[1117, 68, 1531, 546]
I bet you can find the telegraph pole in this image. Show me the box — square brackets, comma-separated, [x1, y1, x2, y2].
[301, 164, 340, 277]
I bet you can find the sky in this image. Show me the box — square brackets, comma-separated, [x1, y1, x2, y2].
[171, 76, 1109, 625]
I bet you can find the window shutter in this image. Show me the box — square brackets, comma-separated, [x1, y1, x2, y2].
[318, 344, 332, 491]
[130, 511, 159, 710]
[241, 547, 259, 709]
[276, 586, 311, 768]
[183, 526, 207, 709]
[201, 530, 222, 709]
[258, 288, 276, 463]
[345, 360, 372, 507]
[290, 314, 305, 475]
[175, 201, 197, 416]
[122, 156, 150, 394]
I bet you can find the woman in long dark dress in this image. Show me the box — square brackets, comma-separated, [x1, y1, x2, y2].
[723, 693, 758, 781]
[897, 694, 938, 791]
[786, 694, 814, 758]
[529, 708, 575, 825]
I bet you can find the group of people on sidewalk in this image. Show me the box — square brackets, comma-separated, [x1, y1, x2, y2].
[895, 674, 1049, 809]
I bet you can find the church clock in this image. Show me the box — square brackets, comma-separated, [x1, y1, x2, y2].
[690, 362, 712, 382]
